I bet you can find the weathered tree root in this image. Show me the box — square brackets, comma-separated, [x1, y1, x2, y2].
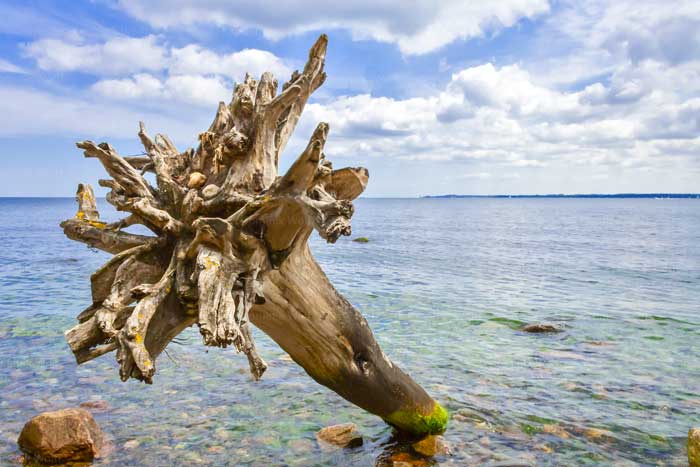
[61, 34, 447, 436]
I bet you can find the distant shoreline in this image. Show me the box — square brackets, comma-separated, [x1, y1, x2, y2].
[422, 193, 700, 199]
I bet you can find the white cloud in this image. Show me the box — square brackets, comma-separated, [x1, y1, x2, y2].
[296, 57, 700, 180]
[0, 58, 25, 73]
[163, 74, 230, 106]
[23, 35, 291, 82]
[92, 73, 164, 99]
[92, 73, 230, 106]
[24, 35, 167, 74]
[115, 0, 550, 55]
[23, 34, 292, 108]
[170, 45, 291, 81]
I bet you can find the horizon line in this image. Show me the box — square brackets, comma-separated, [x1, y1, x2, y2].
[1, 192, 699, 199]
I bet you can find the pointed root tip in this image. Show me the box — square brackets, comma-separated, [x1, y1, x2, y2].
[314, 122, 329, 140]
[311, 34, 328, 57]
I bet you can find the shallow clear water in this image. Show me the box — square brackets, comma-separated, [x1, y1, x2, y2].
[0, 198, 699, 466]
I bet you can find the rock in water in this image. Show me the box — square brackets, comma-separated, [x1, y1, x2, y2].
[315, 423, 363, 448]
[412, 435, 451, 456]
[79, 400, 110, 412]
[690, 428, 700, 467]
[353, 237, 370, 243]
[17, 408, 104, 464]
[521, 323, 562, 333]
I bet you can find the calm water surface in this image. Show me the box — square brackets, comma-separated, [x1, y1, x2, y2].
[0, 198, 698, 466]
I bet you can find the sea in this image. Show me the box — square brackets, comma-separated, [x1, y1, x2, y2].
[0, 197, 698, 466]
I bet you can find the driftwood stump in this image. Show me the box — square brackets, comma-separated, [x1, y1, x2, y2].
[61, 35, 447, 436]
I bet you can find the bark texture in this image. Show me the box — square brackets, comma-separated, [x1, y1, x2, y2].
[61, 35, 447, 436]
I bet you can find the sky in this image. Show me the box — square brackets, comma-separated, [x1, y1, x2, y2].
[0, 0, 698, 197]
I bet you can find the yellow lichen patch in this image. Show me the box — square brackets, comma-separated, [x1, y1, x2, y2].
[203, 256, 220, 270]
[135, 333, 144, 344]
[76, 211, 85, 219]
[87, 220, 107, 229]
[583, 427, 614, 440]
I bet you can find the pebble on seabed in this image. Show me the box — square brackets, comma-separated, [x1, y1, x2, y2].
[315, 423, 363, 448]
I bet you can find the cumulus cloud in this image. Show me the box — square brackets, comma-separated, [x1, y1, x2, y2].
[296, 57, 699, 179]
[114, 0, 549, 54]
[169, 45, 291, 80]
[24, 35, 167, 74]
[23, 34, 292, 107]
[92, 73, 230, 106]
[23, 34, 291, 80]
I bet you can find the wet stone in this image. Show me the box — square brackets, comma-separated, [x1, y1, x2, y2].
[315, 423, 363, 448]
[389, 452, 429, 467]
[542, 424, 570, 439]
[79, 400, 110, 412]
[583, 427, 614, 441]
[521, 323, 562, 333]
[411, 435, 451, 456]
[17, 408, 104, 464]
[123, 439, 140, 449]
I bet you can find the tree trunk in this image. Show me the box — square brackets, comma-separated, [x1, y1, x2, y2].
[60, 34, 447, 436]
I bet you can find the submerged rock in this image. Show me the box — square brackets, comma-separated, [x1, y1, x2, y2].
[389, 452, 429, 467]
[123, 439, 140, 450]
[689, 428, 700, 467]
[353, 237, 370, 243]
[542, 424, 570, 439]
[521, 323, 562, 333]
[315, 423, 363, 448]
[17, 408, 104, 464]
[411, 435, 451, 456]
[79, 400, 109, 412]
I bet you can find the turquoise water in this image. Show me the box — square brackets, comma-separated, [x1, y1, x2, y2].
[0, 198, 699, 466]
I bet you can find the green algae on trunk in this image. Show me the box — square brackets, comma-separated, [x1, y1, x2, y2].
[384, 401, 449, 436]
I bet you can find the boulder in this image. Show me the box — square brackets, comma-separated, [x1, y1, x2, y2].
[315, 423, 363, 448]
[521, 323, 562, 333]
[690, 428, 700, 467]
[17, 408, 104, 464]
[411, 435, 451, 456]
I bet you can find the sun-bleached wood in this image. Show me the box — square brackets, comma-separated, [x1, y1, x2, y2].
[60, 35, 447, 436]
